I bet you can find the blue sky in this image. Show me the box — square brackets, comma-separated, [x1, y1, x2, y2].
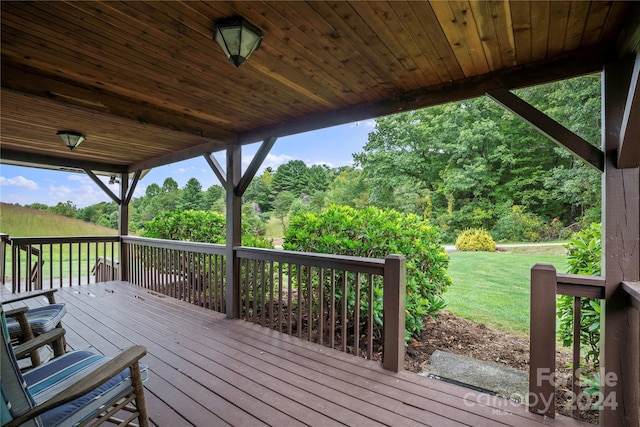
[0, 120, 376, 208]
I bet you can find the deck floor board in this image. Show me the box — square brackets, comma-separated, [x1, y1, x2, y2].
[3, 281, 590, 427]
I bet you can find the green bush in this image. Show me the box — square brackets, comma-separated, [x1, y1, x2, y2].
[491, 205, 544, 242]
[557, 222, 601, 366]
[142, 209, 272, 248]
[455, 228, 496, 252]
[283, 205, 451, 341]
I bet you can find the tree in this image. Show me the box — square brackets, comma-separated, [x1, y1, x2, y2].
[145, 183, 161, 198]
[272, 191, 295, 228]
[161, 177, 179, 193]
[177, 178, 206, 211]
[354, 76, 602, 238]
[324, 167, 369, 208]
[244, 173, 272, 212]
[270, 160, 309, 197]
[50, 201, 77, 218]
[204, 185, 225, 212]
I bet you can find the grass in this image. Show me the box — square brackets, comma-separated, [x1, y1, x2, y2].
[1, 203, 118, 281]
[0, 203, 117, 236]
[444, 249, 568, 336]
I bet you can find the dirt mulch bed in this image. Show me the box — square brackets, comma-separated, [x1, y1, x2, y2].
[405, 311, 598, 425]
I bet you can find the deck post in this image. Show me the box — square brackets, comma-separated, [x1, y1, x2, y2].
[382, 254, 406, 372]
[529, 263, 556, 418]
[602, 59, 640, 427]
[118, 172, 130, 281]
[225, 145, 242, 318]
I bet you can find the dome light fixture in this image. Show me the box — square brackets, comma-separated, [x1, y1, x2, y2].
[213, 16, 263, 67]
[56, 131, 85, 151]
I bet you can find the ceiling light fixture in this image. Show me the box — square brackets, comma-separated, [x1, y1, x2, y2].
[213, 16, 263, 67]
[57, 131, 85, 151]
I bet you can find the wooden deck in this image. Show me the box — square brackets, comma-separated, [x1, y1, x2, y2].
[5, 281, 590, 427]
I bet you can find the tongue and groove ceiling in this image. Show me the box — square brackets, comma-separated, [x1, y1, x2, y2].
[1, 1, 638, 174]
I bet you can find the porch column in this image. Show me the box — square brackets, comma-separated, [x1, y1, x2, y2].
[602, 60, 640, 427]
[118, 172, 130, 281]
[225, 145, 242, 318]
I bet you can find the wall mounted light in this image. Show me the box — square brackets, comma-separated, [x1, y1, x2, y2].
[57, 131, 85, 151]
[213, 16, 263, 67]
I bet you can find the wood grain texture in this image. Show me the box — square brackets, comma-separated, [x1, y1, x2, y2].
[0, 1, 633, 172]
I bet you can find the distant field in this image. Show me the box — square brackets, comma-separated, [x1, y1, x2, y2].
[0, 203, 117, 236]
[445, 249, 568, 336]
[1, 203, 118, 282]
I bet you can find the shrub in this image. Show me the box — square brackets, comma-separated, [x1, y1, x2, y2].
[142, 209, 272, 248]
[455, 228, 496, 252]
[491, 205, 544, 242]
[557, 223, 601, 367]
[283, 205, 451, 341]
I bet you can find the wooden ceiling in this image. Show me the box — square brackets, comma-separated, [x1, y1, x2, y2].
[1, 1, 639, 174]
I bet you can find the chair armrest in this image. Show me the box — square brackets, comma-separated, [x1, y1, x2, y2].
[7, 345, 148, 427]
[13, 328, 66, 360]
[4, 306, 35, 341]
[2, 289, 58, 304]
[4, 306, 30, 317]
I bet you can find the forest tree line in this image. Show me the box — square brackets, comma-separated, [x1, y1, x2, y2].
[22, 76, 601, 243]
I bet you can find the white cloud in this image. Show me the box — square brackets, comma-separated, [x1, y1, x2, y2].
[0, 176, 39, 190]
[46, 184, 110, 208]
[256, 153, 295, 170]
[351, 119, 376, 128]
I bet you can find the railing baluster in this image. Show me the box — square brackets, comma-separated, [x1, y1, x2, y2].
[354, 272, 360, 356]
[330, 269, 335, 350]
[341, 270, 347, 353]
[287, 263, 292, 336]
[297, 264, 303, 339]
[307, 266, 313, 342]
[572, 296, 581, 419]
[318, 268, 324, 346]
[367, 274, 374, 360]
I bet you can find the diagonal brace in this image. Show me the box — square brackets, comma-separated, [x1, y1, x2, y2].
[487, 88, 604, 172]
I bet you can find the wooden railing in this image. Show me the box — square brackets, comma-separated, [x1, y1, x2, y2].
[236, 247, 406, 372]
[529, 264, 606, 418]
[4, 236, 119, 292]
[120, 237, 407, 371]
[122, 236, 227, 313]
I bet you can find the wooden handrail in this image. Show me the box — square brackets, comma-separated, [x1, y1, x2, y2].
[622, 281, 640, 310]
[122, 235, 225, 255]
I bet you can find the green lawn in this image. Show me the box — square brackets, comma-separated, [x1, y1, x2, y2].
[444, 250, 568, 336]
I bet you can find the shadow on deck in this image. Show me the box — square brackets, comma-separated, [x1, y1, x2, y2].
[5, 281, 590, 427]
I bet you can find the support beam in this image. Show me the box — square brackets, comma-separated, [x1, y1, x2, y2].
[204, 153, 226, 187]
[237, 137, 277, 197]
[602, 60, 640, 427]
[83, 169, 121, 205]
[0, 148, 127, 175]
[124, 170, 142, 206]
[487, 88, 604, 171]
[118, 172, 130, 282]
[618, 53, 640, 168]
[225, 145, 242, 318]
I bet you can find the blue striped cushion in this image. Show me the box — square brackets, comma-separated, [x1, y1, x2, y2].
[24, 350, 148, 427]
[6, 304, 67, 339]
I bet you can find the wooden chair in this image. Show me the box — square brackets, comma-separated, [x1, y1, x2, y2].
[2, 290, 67, 367]
[1, 302, 150, 427]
